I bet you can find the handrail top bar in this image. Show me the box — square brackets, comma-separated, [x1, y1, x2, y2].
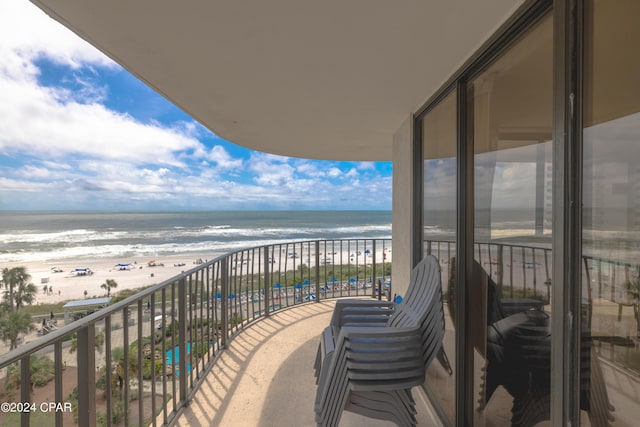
[0, 249, 235, 366]
[0, 238, 390, 367]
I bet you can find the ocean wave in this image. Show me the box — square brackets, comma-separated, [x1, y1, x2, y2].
[0, 234, 393, 263]
[0, 229, 128, 244]
[0, 223, 392, 245]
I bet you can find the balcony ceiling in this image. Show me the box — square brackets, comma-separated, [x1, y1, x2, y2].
[31, 0, 524, 161]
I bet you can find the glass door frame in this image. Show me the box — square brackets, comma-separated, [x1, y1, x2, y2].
[413, 0, 589, 425]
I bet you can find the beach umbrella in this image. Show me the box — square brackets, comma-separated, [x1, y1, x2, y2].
[303, 280, 310, 284]
[273, 283, 281, 289]
[328, 277, 338, 283]
[364, 249, 370, 254]
[294, 284, 302, 289]
[349, 278, 356, 283]
[215, 293, 222, 299]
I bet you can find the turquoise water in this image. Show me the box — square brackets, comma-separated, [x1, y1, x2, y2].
[165, 341, 217, 376]
[165, 342, 191, 376]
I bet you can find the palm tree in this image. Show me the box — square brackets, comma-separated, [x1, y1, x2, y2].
[1, 267, 32, 312]
[101, 279, 118, 297]
[0, 311, 34, 350]
[14, 282, 38, 311]
[110, 346, 138, 398]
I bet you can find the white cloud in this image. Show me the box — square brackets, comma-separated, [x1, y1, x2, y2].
[0, 1, 393, 211]
[357, 162, 375, 170]
[0, 2, 208, 170]
[0, 74, 204, 166]
[327, 167, 342, 178]
[0, 176, 54, 191]
[0, 2, 115, 72]
[207, 145, 243, 170]
[18, 165, 52, 179]
[294, 161, 321, 177]
[345, 168, 359, 178]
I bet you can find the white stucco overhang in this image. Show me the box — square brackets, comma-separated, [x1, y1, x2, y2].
[30, 0, 525, 161]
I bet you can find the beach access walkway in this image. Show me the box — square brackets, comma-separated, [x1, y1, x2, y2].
[171, 300, 439, 427]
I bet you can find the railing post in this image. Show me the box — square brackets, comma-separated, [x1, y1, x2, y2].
[263, 246, 270, 316]
[221, 258, 229, 347]
[315, 241, 321, 302]
[497, 244, 504, 296]
[103, 317, 111, 427]
[532, 248, 538, 297]
[521, 246, 527, 297]
[137, 300, 144, 427]
[178, 276, 188, 406]
[123, 307, 130, 419]
[20, 355, 30, 427]
[77, 324, 96, 427]
[54, 341, 63, 427]
[372, 240, 379, 300]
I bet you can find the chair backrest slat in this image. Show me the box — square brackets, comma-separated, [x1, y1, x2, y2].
[388, 255, 445, 366]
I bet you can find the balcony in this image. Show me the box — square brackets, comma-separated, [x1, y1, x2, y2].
[171, 300, 437, 427]
[1, 238, 638, 426]
[0, 239, 397, 427]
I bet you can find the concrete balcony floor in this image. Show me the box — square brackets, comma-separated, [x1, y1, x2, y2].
[173, 299, 438, 427]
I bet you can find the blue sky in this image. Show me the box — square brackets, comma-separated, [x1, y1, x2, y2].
[0, 1, 392, 211]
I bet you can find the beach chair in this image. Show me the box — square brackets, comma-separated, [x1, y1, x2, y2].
[314, 255, 450, 427]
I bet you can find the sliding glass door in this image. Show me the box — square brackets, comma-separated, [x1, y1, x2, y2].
[422, 89, 457, 424]
[469, 12, 554, 426]
[581, 1, 640, 425]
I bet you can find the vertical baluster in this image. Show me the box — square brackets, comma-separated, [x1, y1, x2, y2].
[170, 282, 176, 411]
[178, 277, 187, 405]
[55, 340, 63, 427]
[497, 244, 504, 296]
[263, 246, 270, 316]
[77, 324, 96, 427]
[20, 355, 31, 426]
[521, 246, 527, 298]
[532, 248, 537, 298]
[123, 307, 130, 427]
[137, 300, 144, 427]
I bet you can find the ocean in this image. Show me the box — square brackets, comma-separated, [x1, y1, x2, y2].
[1, 209, 636, 266]
[0, 211, 392, 263]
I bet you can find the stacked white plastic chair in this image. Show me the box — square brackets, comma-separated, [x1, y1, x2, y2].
[314, 255, 447, 427]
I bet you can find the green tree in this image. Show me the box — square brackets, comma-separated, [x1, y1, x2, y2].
[1, 267, 32, 312]
[14, 281, 38, 311]
[5, 354, 55, 391]
[0, 310, 34, 350]
[100, 279, 118, 297]
[110, 346, 138, 398]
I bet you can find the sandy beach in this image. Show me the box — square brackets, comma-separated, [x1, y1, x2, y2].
[4, 248, 393, 305]
[4, 254, 219, 304]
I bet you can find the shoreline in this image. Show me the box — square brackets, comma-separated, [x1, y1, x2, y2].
[4, 248, 393, 305]
[4, 254, 222, 304]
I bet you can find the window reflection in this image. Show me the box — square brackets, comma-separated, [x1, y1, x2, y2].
[422, 89, 457, 424]
[471, 13, 554, 425]
[582, 1, 640, 425]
